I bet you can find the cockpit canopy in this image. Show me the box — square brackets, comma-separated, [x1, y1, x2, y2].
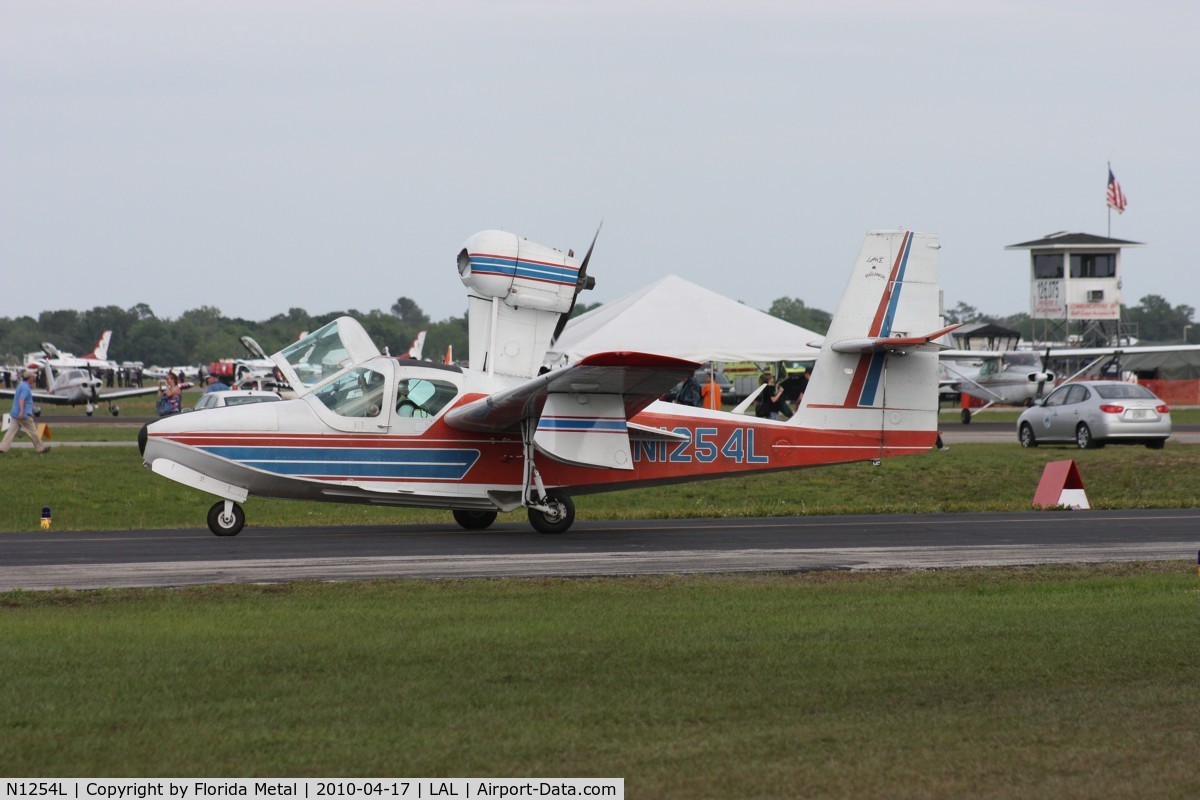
[272, 317, 381, 396]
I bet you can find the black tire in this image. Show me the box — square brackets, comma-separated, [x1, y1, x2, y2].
[1146, 439, 1166, 450]
[960, 409, 972, 425]
[207, 501, 246, 536]
[110, 405, 120, 417]
[528, 491, 575, 535]
[453, 509, 498, 530]
[1018, 423, 1038, 448]
[1075, 424, 1103, 450]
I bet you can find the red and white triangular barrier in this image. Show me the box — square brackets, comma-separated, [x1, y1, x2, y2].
[1032, 460, 1089, 509]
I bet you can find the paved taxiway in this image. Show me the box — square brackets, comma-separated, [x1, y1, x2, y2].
[1, 510, 1195, 590]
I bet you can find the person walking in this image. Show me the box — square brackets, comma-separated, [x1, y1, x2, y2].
[0, 369, 50, 453]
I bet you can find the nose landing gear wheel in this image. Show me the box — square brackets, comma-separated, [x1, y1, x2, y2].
[207, 501, 246, 536]
[453, 509, 498, 530]
[528, 491, 575, 534]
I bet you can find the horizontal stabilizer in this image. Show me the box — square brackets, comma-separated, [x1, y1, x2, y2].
[830, 324, 962, 355]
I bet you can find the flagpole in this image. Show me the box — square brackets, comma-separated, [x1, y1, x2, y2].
[1106, 161, 1111, 237]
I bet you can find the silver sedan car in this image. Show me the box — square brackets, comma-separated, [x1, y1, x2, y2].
[1017, 381, 1171, 449]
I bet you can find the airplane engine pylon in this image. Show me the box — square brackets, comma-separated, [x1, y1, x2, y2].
[1032, 459, 1090, 509]
[458, 230, 586, 379]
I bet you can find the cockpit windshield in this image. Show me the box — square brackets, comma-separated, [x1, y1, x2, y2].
[273, 317, 381, 394]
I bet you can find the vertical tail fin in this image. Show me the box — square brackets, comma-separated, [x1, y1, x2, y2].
[790, 230, 943, 439]
[87, 331, 112, 361]
[406, 330, 427, 360]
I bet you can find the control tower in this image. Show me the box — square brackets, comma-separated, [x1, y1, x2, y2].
[1006, 231, 1144, 345]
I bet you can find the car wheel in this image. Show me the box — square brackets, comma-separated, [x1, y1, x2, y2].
[1075, 424, 1103, 450]
[1018, 423, 1037, 448]
[1146, 439, 1166, 450]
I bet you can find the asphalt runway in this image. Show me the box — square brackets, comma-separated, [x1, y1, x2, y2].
[2, 510, 1196, 590]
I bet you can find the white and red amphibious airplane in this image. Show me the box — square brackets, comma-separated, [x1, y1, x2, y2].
[140, 228, 953, 536]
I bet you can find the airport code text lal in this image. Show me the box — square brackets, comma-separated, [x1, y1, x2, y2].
[4, 781, 619, 799]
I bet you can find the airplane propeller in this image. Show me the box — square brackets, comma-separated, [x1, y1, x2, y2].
[551, 222, 602, 345]
[1037, 345, 1054, 400]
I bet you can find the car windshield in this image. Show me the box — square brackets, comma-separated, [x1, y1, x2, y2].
[1094, 384, 1156, 400]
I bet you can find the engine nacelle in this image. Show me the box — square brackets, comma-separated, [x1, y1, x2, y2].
[458, 230, 581, 313]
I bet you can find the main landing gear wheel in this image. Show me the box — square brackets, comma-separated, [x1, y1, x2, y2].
[110, 404, 120, 417]
[528, 491, 575, 535]
[960, 409, 972, 424]
[453, 509, 498, 530]
[207, 501, 246, 536]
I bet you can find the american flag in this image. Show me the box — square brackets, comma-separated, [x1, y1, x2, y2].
[1107, 166, 1127, 214]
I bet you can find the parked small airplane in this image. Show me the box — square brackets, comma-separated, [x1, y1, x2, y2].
[2, 356, 159, 417]
[141, 228, 951, 536]
[942, 343, 1200, 423]
[5, 330, 161, 415]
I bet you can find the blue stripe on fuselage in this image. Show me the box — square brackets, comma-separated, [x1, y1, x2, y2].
[199, 446, 480, 480]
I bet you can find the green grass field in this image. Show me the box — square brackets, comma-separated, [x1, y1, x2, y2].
[2, 440, 1199, 532]
[3, 422, 1200, 793]
[2, 566, 1198, 796]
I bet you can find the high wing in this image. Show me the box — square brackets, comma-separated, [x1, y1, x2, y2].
[940, 349, 1002, 361]
[1044, 344, 1200, 359]
[444, 351, 697, 470]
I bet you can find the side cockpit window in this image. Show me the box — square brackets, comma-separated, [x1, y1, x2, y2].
[396, 378, 457, 418]
[314, 366, 388, 418]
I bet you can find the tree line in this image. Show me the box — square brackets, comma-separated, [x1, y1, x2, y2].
[943, 295, 1197, 344]
[0, 299, 468, 368]
[0, 292, 1190, 367]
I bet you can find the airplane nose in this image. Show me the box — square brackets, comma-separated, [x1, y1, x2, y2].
[138, 423, 148, 456]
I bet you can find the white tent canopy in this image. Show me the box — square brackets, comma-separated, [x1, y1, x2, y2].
[545, 274, 824, 366]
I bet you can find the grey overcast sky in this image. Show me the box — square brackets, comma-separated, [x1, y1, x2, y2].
[3, 1, 1197, 326]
